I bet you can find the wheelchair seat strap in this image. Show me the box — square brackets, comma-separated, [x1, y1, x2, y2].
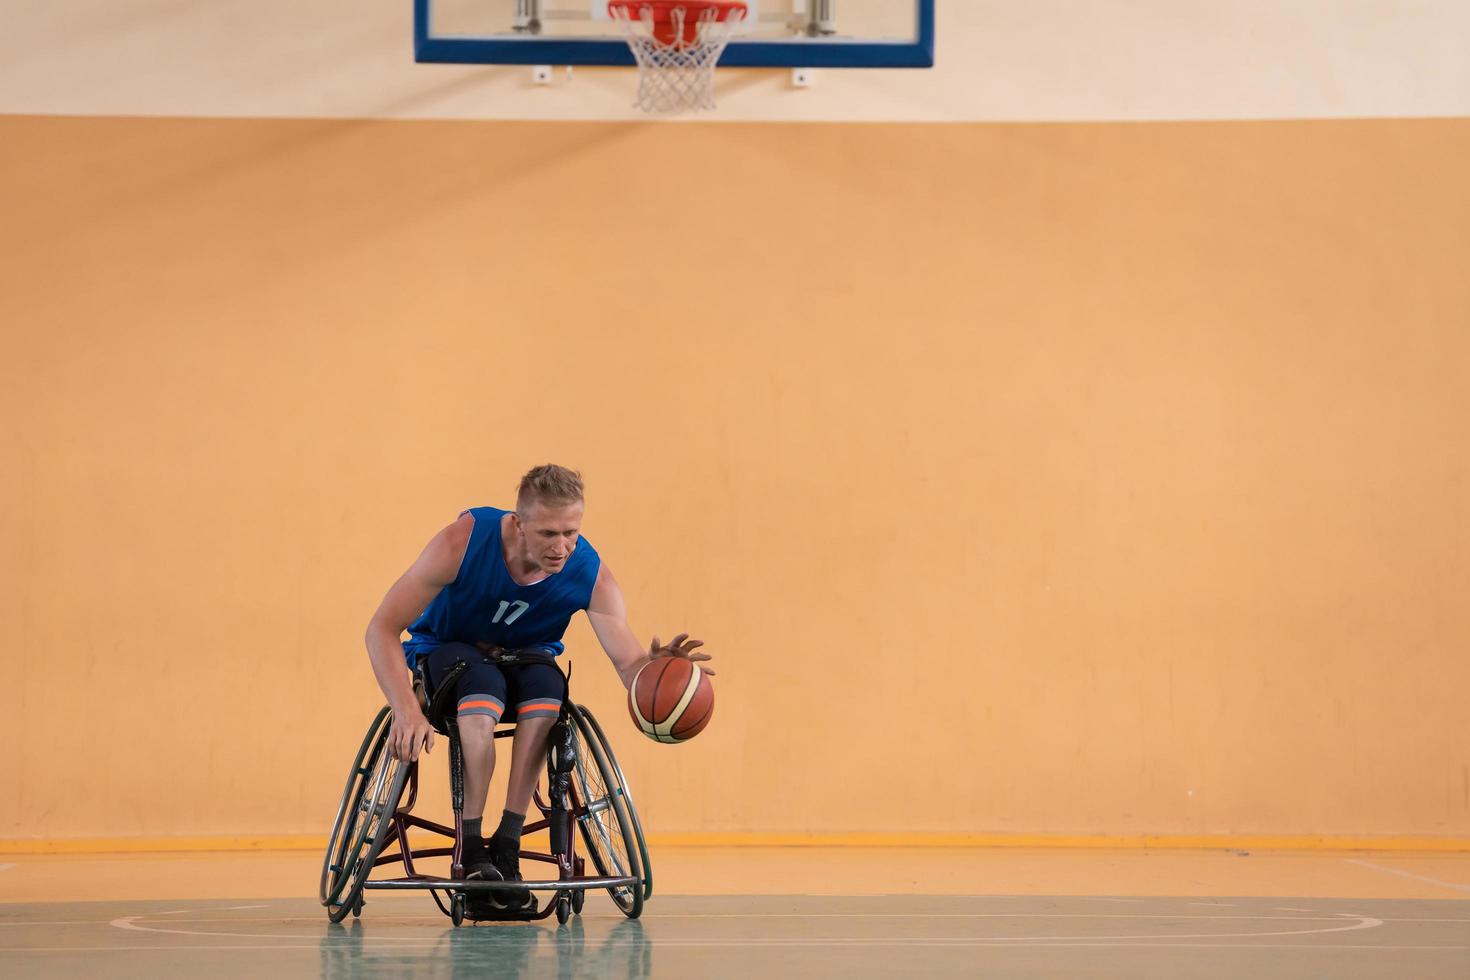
[488, 649, 571, 706]
[485, 648, 561, 671]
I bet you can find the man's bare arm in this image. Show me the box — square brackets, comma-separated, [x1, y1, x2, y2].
[586, 564, 713, 690]
[364, 512, 472, 759]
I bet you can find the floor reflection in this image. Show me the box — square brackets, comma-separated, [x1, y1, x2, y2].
[319, 912, 650, 980]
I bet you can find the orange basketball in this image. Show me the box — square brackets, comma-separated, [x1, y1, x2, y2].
[628, 657, 714, 743]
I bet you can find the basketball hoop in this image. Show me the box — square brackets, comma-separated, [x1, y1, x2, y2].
[608, 1, 748, 113]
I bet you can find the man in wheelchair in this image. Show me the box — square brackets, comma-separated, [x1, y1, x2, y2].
[362, 464, 712, 915]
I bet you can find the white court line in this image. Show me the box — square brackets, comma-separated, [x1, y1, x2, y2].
[361, 939, 1433, 950]
[0, 864, 14, 872]
[1344, 859, 1470, 896]
[107, 911, 1369, 931]
[1274, 907, 1315, 913]
[221, 905, 269, 911]
[106, 912, 1383, 944]
[52, 910, 1466, 926]
[9, 941, 1463, 954]
[403, 917, 1388, 943]
[11, 911, 1461, 930]
[109, 916, 427, 942]
[1187, 902, 1236, 908]
[646, 912, 1332, 920]
[115, 913, 1355, 924]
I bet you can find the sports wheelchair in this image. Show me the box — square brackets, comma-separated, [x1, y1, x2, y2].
[320, 650, 651, 925]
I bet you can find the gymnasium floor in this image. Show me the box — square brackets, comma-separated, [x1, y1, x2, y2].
[3, 848, 1467, 978]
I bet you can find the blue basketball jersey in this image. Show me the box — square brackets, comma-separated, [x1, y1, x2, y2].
[403, 506, 601, 665]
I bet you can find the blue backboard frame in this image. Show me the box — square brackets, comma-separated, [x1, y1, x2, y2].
[413, 0, 934, 68]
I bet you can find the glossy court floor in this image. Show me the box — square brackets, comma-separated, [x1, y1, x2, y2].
[2, 848, 1467, 978]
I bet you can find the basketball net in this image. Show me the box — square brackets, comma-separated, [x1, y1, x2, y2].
[608, 2, 748, 114]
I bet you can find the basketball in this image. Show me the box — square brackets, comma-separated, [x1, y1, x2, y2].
[628, 657, 714, 743]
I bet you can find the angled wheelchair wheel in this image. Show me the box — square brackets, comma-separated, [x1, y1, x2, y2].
[320, 706, 390, 907]
[321, 706, 411, 922]
[574, 704, 654, 900]
[567, 703, 645, 919]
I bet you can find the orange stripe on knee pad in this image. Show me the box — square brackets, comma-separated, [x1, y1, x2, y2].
[457, 699, 503, 717]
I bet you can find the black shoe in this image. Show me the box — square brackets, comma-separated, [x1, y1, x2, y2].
[489, 837, 536, 911]
[465, 857, 502, 883]
[463, 858, 504, 919]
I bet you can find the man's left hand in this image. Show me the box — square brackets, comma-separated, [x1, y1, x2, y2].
[649, 633, 715, 676]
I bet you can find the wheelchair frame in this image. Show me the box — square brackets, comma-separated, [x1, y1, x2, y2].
[321, 658, 652, 926]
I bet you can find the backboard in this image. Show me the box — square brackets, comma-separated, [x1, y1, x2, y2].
[414, 0, 935, 68]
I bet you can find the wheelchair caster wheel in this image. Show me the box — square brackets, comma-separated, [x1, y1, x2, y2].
[352, 895, 364, 918]
[556, 894, 571, 925]
[451, 893, 466, 927]
[571, 889, 584, 915]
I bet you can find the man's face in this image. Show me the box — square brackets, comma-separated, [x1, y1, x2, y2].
[515, 500, 584, 575]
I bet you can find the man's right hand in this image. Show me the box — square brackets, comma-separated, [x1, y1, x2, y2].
[389, 705, 435, 762]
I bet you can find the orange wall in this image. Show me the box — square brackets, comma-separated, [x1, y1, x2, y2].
[1, 116, 1468, 842]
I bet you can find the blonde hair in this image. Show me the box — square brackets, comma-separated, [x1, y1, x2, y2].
[516, 464, 585, 513]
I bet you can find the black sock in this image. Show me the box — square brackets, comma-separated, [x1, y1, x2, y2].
[492, 809, 525, 845]
[463, 817, 485, 860]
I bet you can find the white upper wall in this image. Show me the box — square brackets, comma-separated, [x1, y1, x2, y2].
[1, 0, 1467, 121]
